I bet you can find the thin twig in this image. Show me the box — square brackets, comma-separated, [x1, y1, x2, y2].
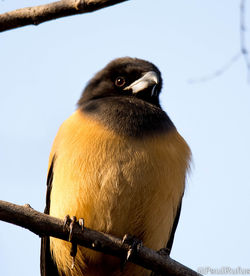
[240, 0, 250, 81]
[189, 0, 250, 84]
[0, 200, 201, 276]
[0, 0, 129, 33]
[188, 52, 241, 84]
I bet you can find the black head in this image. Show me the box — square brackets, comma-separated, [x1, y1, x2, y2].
[78, 57, 163, 107]
[77, 57, 174, 137]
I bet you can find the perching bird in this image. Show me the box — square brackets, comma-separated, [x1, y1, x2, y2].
[40, 57, 191, 276]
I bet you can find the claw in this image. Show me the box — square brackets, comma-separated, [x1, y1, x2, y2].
[62, 215, 85, 270]
[79, 218, 84, 231]
[157, 247, 170, 257]
[70, 241, 77, 269]
[63, 215, 71, 231]
[71, 257, 75, 269]
[121, 234, 142, 271]
[69, 216, 77, 242]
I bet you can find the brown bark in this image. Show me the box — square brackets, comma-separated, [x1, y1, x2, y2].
[0, 200, 201, 276]
[0, 0, 129, 32]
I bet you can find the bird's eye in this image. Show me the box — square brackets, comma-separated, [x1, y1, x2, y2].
[115, 76, 126, 87]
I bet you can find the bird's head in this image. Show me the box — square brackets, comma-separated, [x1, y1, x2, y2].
[78, 57, 163, 107]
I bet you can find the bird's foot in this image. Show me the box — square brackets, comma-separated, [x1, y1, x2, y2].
[120, 234, 142, 271]
[156, 247, 170, 257]
[63, 215, 85, 269]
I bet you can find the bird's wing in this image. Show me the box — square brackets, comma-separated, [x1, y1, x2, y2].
[166, 198, 182, 253]
[40, 155, 60, 276]
[150, 199, 183, 276]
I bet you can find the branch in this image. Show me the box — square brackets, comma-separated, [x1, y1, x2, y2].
[188, 52, 241, 84]
[240, 0, 250, 81]
[0, 200, 201, 276]
[188, 0, 250, 84]
[0, 0, 129, 33]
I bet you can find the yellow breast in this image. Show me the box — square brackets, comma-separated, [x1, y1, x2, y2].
[49, 109, 190, 276]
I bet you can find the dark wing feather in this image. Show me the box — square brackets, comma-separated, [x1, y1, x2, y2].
[40, 156, 60, 276]
[150, 199, 183, 276]
[166, 199, 182, 254]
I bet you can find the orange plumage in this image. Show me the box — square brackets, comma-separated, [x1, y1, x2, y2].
[40, 57, 191, 276]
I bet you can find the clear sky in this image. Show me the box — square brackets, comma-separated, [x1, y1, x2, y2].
[1, 1, 250, 275]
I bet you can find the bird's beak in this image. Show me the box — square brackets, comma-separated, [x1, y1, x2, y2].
[124, 71, 159, 95]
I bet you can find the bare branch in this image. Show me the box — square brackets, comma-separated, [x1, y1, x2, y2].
[240, 0, 250, 81]
[0, 0, 129, 33]
[188, 52, 241, 84]
[189, 0, 250, 84]
[0, 200, 201, 276]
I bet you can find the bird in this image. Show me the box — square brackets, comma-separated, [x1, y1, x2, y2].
[40, 57, 191, 276]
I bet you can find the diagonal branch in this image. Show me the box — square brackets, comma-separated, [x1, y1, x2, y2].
[0, 0, 129, 33]
[188, 52, 242, 84]
[0, 200, 201, 276]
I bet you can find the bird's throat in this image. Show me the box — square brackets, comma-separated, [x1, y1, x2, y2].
[79, 97, 175, 137]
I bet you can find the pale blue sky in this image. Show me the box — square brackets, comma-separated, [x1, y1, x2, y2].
[1, 1, 250, 275]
